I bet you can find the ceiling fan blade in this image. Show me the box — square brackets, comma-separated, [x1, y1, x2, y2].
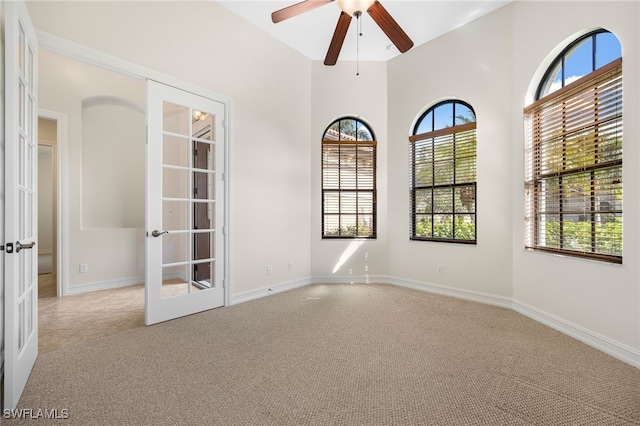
[324, 12, 352, 66]
[367, 1, 414, 53]
[272, 0, 333, 24]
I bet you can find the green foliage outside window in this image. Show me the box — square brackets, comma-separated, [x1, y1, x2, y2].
[543, 218, 622, 256]
[324, 223, 374, 238]
[328, 118, 373, 141]
[415, 215, 476, 240]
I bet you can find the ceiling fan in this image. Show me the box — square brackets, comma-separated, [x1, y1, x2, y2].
[271, 0, 414, 66]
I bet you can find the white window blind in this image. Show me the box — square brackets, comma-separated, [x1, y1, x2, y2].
[322, 140, 376, 238]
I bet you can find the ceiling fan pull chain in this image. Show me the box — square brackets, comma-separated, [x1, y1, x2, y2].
[356, 12, 361, 76]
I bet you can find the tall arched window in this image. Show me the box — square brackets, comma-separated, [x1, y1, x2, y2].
[322, 117, 376, 238]
[410, 100, 477, 243]
[524, 29, 622, 263]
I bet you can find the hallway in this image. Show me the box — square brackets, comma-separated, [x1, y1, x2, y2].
[38, 275, 145, 353]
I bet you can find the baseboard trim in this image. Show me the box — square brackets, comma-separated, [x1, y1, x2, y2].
[312, 275, 511, 309]
[384, 275, 513, 309]
[66, 276, 143, 295]
[513, 299, 640, 368]
[231, 277, 312, 305]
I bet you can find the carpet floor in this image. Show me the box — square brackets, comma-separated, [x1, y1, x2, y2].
[5, 283, 640, 425]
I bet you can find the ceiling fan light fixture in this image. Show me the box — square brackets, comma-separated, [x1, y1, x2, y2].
[336, 0, 375, 16]
[193, 110, 207, 121]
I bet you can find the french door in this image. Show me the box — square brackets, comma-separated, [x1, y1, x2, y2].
[145, 81, 226, 325]
[3, 0, 39, 409]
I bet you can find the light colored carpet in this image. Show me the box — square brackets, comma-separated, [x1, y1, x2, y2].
[5, 284, 640, 425]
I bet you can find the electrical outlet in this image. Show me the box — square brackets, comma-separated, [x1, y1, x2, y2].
[436, 264, 444, 274]
[267, 265, 273, 275]
[288, 262, 293, 272]
[79, 264, 88, 273]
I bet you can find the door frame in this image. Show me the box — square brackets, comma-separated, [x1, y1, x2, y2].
[38, 109, 68, 297]
[37, 32, 232, 307]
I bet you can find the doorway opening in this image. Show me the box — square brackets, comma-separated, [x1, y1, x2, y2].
[38, 118, 58, 298]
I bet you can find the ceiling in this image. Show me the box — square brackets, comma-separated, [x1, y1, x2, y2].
[218, 1, 511, 62]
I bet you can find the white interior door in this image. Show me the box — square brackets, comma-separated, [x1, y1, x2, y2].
[3, 0, 38, 409]
[146, 81, 226, 325]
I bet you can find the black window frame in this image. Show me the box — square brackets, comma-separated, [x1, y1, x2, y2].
[322, 116, 377, 239]
[409, 100, 477, 244]
[536, 29, 619, 100]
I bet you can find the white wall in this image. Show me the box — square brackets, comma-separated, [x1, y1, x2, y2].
[81, 100, 144, 229]
[38, 50, 146, 289]
[387, 4, 514, 300]
[310, 61, 388, 282]
[27, 1, 313, 296]
[510, 1, 639, 355]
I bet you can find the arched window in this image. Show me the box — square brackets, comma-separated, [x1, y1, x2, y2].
[409, 100, 477, 243]
[322, 117, 376, 238]
[524, 29, 622, 263]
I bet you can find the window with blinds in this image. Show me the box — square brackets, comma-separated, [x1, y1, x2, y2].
[524, 30, 622, 263]
[322, 117, 376, 238]
[410, 100, 477, 243]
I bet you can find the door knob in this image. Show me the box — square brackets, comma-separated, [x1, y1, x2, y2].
[16, 241, 36, 253]
[151, 230, 168, 237]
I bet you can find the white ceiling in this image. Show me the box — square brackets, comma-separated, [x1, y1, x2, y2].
[218, 1, 511, 62]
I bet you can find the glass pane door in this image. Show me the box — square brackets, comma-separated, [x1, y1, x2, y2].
[146, 81, 225, 325]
